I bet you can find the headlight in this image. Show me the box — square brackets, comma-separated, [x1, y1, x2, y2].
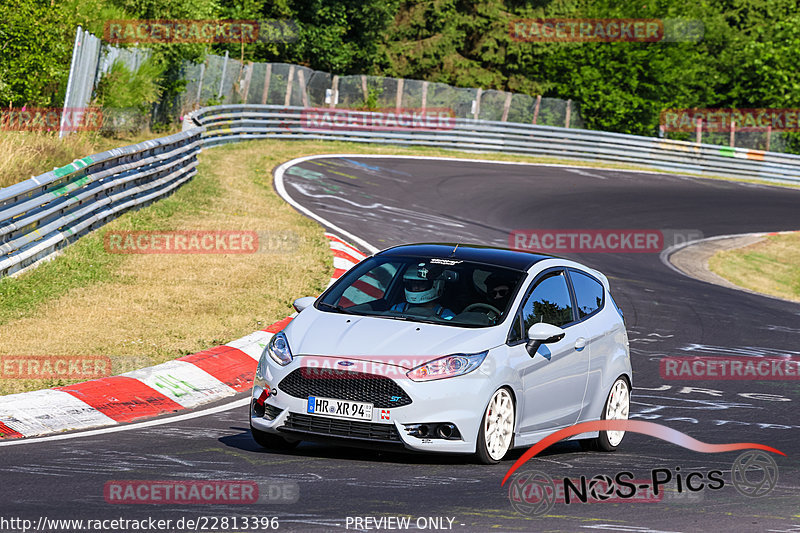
[406, 351, 488, 381]
[265, 331, 292, 366]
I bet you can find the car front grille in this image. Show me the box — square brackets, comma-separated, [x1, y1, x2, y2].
[278, 367, 412, 408]
[282, 413, 401, 442]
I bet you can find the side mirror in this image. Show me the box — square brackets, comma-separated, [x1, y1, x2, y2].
[525, 323, 566, 358]
[293, 296, 316, 313]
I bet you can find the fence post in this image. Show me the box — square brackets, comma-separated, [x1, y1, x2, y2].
[361, 75, 368, 104]
[261, 63, 272, 105]
[217, 50, 229, 100]
[296, 69, 308, 107]
[284, 65, 295, 106]
[396, 78, 403, 112]
[532, 95, 541, 125]
[696, 117, 703, 144]
[565, 99, 572, 128]
[59, 26, 83, 139]
[329, 75, 338, 108]
[421, 81, 428, 113]
[473, 88, 482, 120]
[241, 61, 253, 103]
[730, 119, 735, 147]
[501, 92, 512, 122]
[766, 125, 772, 152]
[195, 61, 206, 108]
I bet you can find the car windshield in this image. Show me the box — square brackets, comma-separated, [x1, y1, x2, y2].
[317, 255, 526, 327]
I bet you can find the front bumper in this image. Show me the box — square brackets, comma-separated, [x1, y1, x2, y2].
[250, 361, 499, 455]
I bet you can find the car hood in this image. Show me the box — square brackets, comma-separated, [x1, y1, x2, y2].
[284, 307, 506, 369]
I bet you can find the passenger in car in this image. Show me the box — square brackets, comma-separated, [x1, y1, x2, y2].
[485, 273, 513, 311]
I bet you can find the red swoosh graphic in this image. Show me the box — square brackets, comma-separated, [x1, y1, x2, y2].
[501, 420, 785, 486]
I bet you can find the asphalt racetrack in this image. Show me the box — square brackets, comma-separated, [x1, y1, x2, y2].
[2, 156, 799, 532]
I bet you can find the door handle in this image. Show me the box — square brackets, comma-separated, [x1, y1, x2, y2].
[575, 337, 586, 351]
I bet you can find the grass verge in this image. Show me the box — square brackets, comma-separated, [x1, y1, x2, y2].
[708, 232, 800, 302]
[0, 129, 177, 189]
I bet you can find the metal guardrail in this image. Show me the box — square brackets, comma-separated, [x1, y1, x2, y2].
[187, 104, 800, 185]
[3, 103, 800, 279]
[0, 128, 204, 278]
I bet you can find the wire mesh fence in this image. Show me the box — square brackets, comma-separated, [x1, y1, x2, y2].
[61, 28, 792, 153]
[175, 54, 584, 128]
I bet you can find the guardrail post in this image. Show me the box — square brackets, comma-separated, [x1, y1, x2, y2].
[532, 95, 541, 125]
[217, 50, 229, 100]
[696, 117, 703, 144]
[285, 65, 295, 106]
[261, 63, 272, 105]
[730, 119, 735, 147]
[501, 92, 512, 122]
[396, 78, 403, 112]
[565, 99, 572, 128]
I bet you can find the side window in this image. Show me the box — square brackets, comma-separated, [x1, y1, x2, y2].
[520, 270, 574, 331]
[339, 263, 398, 307]
[569, 269, 604, 319]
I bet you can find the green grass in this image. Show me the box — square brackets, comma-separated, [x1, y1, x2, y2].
[708, 232, 800, 302]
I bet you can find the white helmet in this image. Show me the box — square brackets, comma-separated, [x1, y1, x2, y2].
[403, 263, 444, 305]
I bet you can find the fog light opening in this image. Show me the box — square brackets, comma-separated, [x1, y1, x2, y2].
[437, 423, 456, 439]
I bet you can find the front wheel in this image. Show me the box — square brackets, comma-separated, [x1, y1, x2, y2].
[583, 377, 630, 452]
[250, 424, 300, 451]
[476, 387, 515, 464]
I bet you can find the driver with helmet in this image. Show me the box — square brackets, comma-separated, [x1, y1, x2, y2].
[390, 262, 456, 320]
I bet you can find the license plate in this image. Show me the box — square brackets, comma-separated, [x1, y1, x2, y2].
[307, 396, 373, 421]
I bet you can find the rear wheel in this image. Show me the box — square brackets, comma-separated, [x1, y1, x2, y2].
[476, 388, 515, 464]
[250, 424, 300, 451]
[582, 377, 630, 452]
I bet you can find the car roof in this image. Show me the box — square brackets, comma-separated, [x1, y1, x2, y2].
[376, 243, 555, 271]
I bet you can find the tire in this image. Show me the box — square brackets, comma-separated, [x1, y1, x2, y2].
[476, 387, 515, 464]
[250, 424, 300, 451]
[585, 377, 630, 452]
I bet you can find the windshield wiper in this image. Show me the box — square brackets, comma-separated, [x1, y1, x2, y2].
[318, 302, 358, 315]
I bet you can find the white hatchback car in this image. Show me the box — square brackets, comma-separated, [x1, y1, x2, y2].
[251, 243, 632, 463]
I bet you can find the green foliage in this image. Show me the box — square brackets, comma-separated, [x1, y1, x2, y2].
[6, 0, 800, 147]
[0, 0, 75, 106]
[95, 58, 163, 110]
